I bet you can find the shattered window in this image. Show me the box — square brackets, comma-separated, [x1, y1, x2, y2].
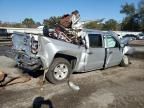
[105, 35, 119, 48]
[88, 34, 102, 48]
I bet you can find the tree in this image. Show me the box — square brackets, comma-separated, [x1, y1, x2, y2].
[120, 3, 136, 16]
[121, 15, 140, 31]
[84, 19, 104, 29]
[120, 0, 144, 31]
[138, 0, 144, 31]
[102, 19, 118, 30]
[22, 18, 35, 28]
[120, 2, 140, 31]
[0, 21, 1, 25]
[36, 22, 41, 27]
[13, 23, 24, 28]
[43, 16, 61, 28]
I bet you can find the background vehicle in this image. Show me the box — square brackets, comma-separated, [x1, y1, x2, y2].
[138, 33, 144, 40]
[0, 28, 11, 37]
[123, 34, 139, 39]
[120, 34, 139, 45]
[12, 29, 129, 84]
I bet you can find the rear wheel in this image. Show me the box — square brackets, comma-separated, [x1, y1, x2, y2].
[120, 55, 129, 67]
[46, 58, 72, 84]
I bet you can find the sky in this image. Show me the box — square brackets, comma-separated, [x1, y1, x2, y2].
[0, 0, 140, 23]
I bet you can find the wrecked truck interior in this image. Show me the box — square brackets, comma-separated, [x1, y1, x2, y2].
[43, 10, 85, 45]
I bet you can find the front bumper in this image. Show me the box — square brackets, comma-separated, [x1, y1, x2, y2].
[123, 46, 135, 55]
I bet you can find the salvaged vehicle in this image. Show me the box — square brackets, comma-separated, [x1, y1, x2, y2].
[12, 29, 129, 84]
[0, 28, 11, 37]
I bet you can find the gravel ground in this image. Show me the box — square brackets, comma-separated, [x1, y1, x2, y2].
[0, 45, 144, 108]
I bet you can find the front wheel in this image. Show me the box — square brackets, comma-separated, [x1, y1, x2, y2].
[120, 55, 129, 67]
[46, 58, 72, 84]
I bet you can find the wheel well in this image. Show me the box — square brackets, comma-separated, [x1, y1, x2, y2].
[54, 53, 77, 69]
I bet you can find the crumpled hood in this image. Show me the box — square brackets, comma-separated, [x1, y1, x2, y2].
[123, 46, 135, 55]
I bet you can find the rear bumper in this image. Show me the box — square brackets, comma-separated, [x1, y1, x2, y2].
[15, 51, 42, 70]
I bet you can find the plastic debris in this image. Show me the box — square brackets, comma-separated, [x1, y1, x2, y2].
[68, 81, 80, 91]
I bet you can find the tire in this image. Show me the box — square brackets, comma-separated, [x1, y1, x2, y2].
[120, 55, 129, 67]
[46, 58, 72, 84]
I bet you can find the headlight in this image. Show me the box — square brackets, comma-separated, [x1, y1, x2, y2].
[31, 36, 38, 54]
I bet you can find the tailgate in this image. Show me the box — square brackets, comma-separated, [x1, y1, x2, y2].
[12, 32, 38, 55]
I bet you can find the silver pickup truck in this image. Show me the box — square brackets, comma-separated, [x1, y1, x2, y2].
[12, 29, 129, 84]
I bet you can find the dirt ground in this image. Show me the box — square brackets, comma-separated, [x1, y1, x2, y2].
[0, 46, 144, 108]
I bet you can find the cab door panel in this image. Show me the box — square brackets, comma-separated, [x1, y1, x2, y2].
[86, 48, 105, 71]
[85, 34, 105, 71]
[104, 34, 123, 68]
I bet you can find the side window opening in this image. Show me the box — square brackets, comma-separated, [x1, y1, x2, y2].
[88, 34, 102, 48]
[105, 35, 119, 48]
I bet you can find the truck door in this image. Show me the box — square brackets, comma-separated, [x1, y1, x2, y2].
[104, 34, 123, 68]
[85, 34, 105, 71]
